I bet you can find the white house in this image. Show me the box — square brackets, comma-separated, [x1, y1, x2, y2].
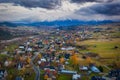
[72, 74, 81, 80]
[79, 66, 88, 71]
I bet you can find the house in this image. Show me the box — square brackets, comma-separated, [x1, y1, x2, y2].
[60, 70, 77, 74]
[19, 45, 25, 49]
[17, 50, 25, 54]
[108, 69, 120, 79]
[15, 76, 24, 80]
[0, 51, 8, 55]
[58, 64, 65, 70]
[65, 61, 69, 65]
[37, 60, 41, 65]
[4, 60, 11, 67]
[0, 69, 7, 80]
[17, 62, 24, 70]
[38, 44, 44, 48]
[44, 66, 55, 71]
[41, 58, 46, 62]
[91, 76, 106, 80]
[47, 78, 52, 80]
[64, 53, 70, 59]
[58, 64, 63, 71]
[61, 47, 75, 51]
[79, 66, 88, 71]
[27, 47, 32, 52]
[72, 73, 81, 80]
[44, 67, 57, 80]
[90, 66, 100, 73]
[26, 41, 30, 45]
[33, 52, 39, 55]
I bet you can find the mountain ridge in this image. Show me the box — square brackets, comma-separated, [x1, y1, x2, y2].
[0, 20, 117, 27]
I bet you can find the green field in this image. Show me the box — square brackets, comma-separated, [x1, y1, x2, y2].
[5, 44, 18, 52]
[78, 38, 120, 58]
[58, 74, 72, 80]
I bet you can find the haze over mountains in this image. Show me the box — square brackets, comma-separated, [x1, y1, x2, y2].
[0, 20, 116, 27]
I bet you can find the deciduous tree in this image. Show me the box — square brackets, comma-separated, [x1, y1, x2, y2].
[70, 54, 79, 65]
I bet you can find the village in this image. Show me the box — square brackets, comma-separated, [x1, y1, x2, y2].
[0, 25, 120, 80]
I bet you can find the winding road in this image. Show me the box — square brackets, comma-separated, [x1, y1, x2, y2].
[31, 54, 40, 80]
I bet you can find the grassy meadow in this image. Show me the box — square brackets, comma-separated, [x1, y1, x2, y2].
[77, 38, 120, 58]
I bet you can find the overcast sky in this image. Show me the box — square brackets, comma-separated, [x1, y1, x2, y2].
[0, 0, 120, 22]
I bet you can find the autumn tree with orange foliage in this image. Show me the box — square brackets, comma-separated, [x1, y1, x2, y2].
[26, 57, 31, 64]
[44, 74, 48, 80]
[86, 57, 92, 64]
[70, 54, 79, 67]
[38, 54, 42, 59]
[60, 57, 65, 64]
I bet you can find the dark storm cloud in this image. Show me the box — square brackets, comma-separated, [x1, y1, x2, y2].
[0, 0, 61, 9]
[76, 2, 120, 16]
[71, 0, 113, 3]
[91, 3, 120, 16]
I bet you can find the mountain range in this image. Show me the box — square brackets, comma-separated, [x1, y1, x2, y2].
[0, 20, 117, 27]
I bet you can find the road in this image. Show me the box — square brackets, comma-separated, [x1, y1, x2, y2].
[103, 65, 111, 70]
[31, 54, 40, 80]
